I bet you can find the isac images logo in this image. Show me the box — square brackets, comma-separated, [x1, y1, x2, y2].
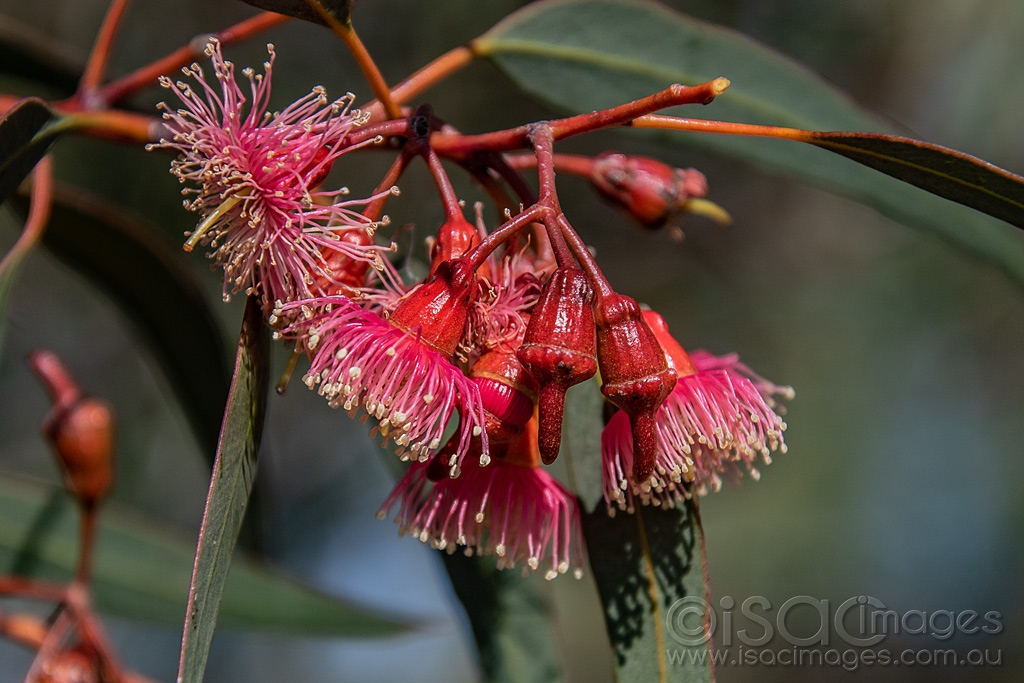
[664, 595, 1003, 671]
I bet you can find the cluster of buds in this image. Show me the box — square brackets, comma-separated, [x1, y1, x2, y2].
[155, 45, 792, 579]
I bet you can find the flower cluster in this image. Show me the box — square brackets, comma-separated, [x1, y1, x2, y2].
[156, 45, 792, 580]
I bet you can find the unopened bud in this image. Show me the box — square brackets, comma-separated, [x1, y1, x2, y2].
[595, 295, 677, 484]
[29, 351, 115, 507]
[590, 153, 708, 229]
[517, 268, 597, 463]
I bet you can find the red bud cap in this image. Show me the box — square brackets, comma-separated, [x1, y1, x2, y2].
[595, 294, 677, 484]
[389, 258, 477, 357]
[517, 268, 597, 464]
[29, 351, 115, 507]
[591, 153, 708, 228]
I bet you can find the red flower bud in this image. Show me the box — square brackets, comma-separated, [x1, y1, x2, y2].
[471, 346, 539, 448]
[29, 351, 115, 507]
[390, 258, 477, 357]
[516, 268, 597, 464]
[595, 295, 677, 484]
[590, 153, 708, 229]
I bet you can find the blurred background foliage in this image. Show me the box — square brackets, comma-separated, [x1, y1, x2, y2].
[0, 0, 1021, 681]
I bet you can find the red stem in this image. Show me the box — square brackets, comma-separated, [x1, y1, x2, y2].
[557, 213, 613, 299]
[78, 0, 133, 101]
[506, 152, 597, 179]
[363, 147, 414, 223]
[530, 126, 576, 268]
[96, 12, 291, 106]
[0, 157, 54, 280]
[364, 46, 474, 122]
[421, 144, 464, 221]
[465, 205, 544, 269]
[0, 576, 68, 602]
[432, 79, 729, 157]
[305, 0, 401, 120]
[345, 117, 412, 147]
[75, 503, 98, 585]
[631, 114, 809, 140]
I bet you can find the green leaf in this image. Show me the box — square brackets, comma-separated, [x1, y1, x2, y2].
[440, 553, 563, 683]
[564, 378, 714, 682]
[801, 131, 1024, 230]
[0, 97, 62, 206]
[581, 502, 714, 683]
[239, 0, 352, 27]
[475, 0, 1024, 288]
[10, 184, 230, 453]
[178, 295, 268, 683]
[0, 473, 408, 635]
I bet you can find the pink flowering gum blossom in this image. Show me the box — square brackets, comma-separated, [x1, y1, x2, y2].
[149, 39, 389, 308]
[277, 295, 489, 474]
[378, 451, 586, 581]
[602, 348, 793, 512]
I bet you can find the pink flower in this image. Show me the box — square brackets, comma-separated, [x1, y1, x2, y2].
[279, 259, 489, 472]
[279, 296, 488, 471]
[602, 312, 792, 511]
[150, 39, 388, 307]
[378, 425, 585, 580]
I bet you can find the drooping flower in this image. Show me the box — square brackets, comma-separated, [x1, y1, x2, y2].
[149, 38, 388, 308]
[378, 415, 585, 580]
[279, 259, 489, 472]
[602, 311, 792, 511]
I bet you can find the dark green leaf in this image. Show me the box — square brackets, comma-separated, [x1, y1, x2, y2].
[476, 0, 1024, 288]
[10, 183, 230, 453]
[0, 16, 84, 95]
[239, 0, 352, 27]
[802, 131, 1024, 230]
[0, 473, 408, 635]
[178, 295, 268, 683]
[0, 97, 61, 206]
[441, 552, 563, 683]
[564, 378, 714, 682]
[582, 502, 714, 683]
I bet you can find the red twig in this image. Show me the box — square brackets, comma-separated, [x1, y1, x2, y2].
[97, 12, 291, 106]
[78, 0, 133, 101]
[432, 79, 729, 157]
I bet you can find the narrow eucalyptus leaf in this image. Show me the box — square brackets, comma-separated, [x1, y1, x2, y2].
[178, 296, 268, 683]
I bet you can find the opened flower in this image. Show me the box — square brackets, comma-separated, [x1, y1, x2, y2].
[150, 39, 387, 308]
[379, 415, 585, 580]
[279, 259, 489, 473]
[602, 311, 792, 511]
